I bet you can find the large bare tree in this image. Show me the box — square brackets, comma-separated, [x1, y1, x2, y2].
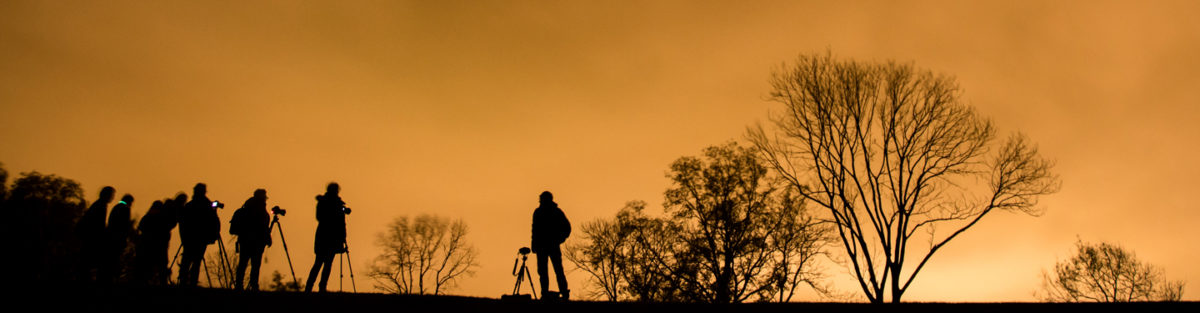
[368, 214, 478, 295]
[1039, 240, 1184, 302]
[749, 53, 1061, 303]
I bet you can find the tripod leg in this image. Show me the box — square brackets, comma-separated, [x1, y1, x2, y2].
[203, 258, 213, 288]
[338, 253, 344, 292]
[345, 241, 356, 292]
[513, 266, 523, 295]
[216, 239, 234, 288]
[526, 264, 538, 299]
[169, 242, 184, 284]
[274, 219, 300, 288]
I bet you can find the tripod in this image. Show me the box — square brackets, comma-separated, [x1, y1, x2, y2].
[215, 236, 237, 287]
[268, 212, 300, 288]
[170, 242, 184, 284]
[339, 239, 357, 292]
[510, 249, 538, 299]
[170, 238, 234, 287]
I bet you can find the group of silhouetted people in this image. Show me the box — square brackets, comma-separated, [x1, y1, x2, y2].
[72, 182, 573, 299]
[76, 186, 132, 285]
[73, 182, 351, 292]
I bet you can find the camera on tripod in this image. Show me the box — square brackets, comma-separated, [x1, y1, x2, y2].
[502, 246, 537, 301]
[271, 205, 286, 216]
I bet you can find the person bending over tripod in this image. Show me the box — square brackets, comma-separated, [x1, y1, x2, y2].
[306, 182, 349, 292]
[531, 191, 571, 300]
[230, 189, 272, 290]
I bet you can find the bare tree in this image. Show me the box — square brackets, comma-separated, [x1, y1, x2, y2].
[369, 214, 478, 295]
[765, 187, 833, 302]
[564, 218, 626, 301]
[1039, 240, 1185, 302]
[749, 52, 1061, 303]
[201, 237, 238, 288]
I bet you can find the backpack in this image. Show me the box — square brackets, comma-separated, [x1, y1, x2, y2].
[229, 207, 245, 236]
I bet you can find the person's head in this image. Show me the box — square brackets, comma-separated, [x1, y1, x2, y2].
[149, 200, 163, 213]
[539, 191, 553, 204]
[98, 186, 116, 202]
[253, 188, 267, 200]
[174, 193, 188, 205]
[193, 183, 207, 196]
[326, 182, 339, 196]
[119, 194, 134, 206]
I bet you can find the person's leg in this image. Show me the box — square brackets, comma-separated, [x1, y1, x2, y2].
[151, 241, 164, 285]
[550, 246, 568, 298]
[180, 243, 206, 287]
[235, 247, 250, 290]
[318, 254, 334, 292]
[177, 246, 190, 286]
[98, 247, 113, 284]
[536, 251, 550, 294]
[248, 245, 264, 290]
[306, 254, 322, 292]
[190, 244, 208, 286]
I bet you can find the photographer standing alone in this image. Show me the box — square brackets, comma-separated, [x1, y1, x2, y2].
[306, 182, 347, 292]
[531, 191, 571, 300]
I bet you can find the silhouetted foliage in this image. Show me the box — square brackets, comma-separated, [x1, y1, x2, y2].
[565, 216, 624, 301]
[749, 52, 1061, 303]
[268, 270, 302, 292]
[565, 201, 688, 301]
[369, 214, 479, 295]
[568, 143, 831, 303]
[0, 162, 8, 201]
[2, 170, 87, 284]
[1038, 240, 1185, 302]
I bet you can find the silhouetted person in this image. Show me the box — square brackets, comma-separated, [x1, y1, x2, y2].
[77, 186, 115, 282]
[135, 198, 177, 285]
[178, 183, 220, 287]
[230, 189, 272, 290]
[306, 182, 347, 292]
[100, 194, 133, 284]
[532, 191, 571, 300]
[162, 194, 186, 279]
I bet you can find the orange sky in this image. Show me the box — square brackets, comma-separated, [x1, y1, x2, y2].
[2, 0, 1197, 301]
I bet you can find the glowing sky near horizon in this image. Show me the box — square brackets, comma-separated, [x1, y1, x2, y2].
[2, 0, 1197, 301]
